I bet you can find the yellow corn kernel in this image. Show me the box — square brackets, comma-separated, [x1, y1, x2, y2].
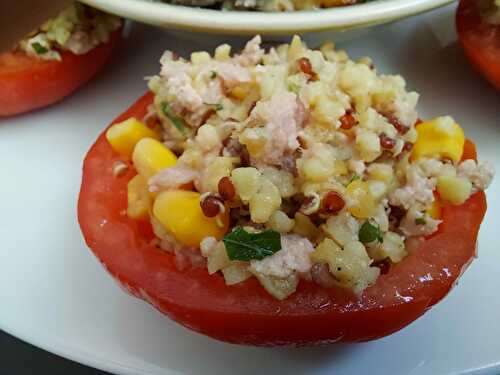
[288, 35, 303, 61]
[345, 180, 377, 219]
[293, 212, 319, 240]
[222, 263, 252, 285]
[215, 44, 231, 61]
[320, 42, 337, 62]
[404, 127, 418, 143]
[207, 242, 230, 274]
[372, 232, 406, 263]
[250, 272, 299, 301]
[276, 44, 289, 60]
[323, 212, 357, 246]
[230, 104, 251, 122]
[249, 178, 282, 223]
[310, 238, 342, 265]
[106, 118, 160, 158]
[314, 96, 345, 126]
[302, 157, 332, 182]
[357, 56, 373, 68]
[412, 117, 465, 163]
[230, 84, 252, 101]
[190, 51, 211, 65]
[261, 167, 296, 198]
[231, 167, 262, 202]
[179, 148, 203, 169]
[126, 174, 151, 220]
[356, 130, 382, 162]
[202, 156, 235, 193]
[266, 210, 295, 233]
[239, 128, 267, 158]
[195, 124, 220, 151]
[368, 180, 387, 201]
[320, 41, 335, 54]
[153, 190, 229, 247]
[427, 199, 442, 220]
[304, 81, 326, 107]
[437, 175, 472, 205]
[334, 160, 348, 176]
[132, 138, 177, 180]
[312, 238, 379, 294]
[259, 65, 287, 100]
[301, 182, 322, 197]
[368, 163, 394, 184]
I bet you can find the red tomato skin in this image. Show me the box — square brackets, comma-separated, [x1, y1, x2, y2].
[457, 0, 500, 90]
[78, 93, 487, 346]
[462, 139, 477, 161]
[0, 28, 122, 117]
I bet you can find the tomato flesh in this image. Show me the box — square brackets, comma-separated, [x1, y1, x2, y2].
[0, 28, 121, 117]
[457, 0, 500, 90]
[78, 93, 487, 346]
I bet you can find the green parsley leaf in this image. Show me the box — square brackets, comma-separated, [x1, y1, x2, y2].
[203, 102, 223, 111]
[415, 217, 426, 225]
[359, 220, 383, 244]
[347, 173, 361, 185]
[31, 42, 48, 55]
[287, 82, 301, 94]
[223, 227, 281, 261]
[161, 102, 186, 135]
[210, 70, 217, 79]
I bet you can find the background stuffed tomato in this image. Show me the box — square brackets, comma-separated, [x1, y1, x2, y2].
[0, 27, 122, 117]
[457, 0, 500, 90]
[78, 93, 487, 346]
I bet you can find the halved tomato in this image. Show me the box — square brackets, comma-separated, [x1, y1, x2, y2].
[78, 93, 487, 346]
[0, 27, 122, 117]
[457, 0, 500, 90]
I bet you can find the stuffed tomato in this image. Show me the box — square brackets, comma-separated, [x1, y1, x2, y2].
[0, 2, 122, 117]
[78, 36, 494, 346]
[457, 0, 500, 90]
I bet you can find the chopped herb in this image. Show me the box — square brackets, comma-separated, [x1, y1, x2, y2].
[287, 82, 301, 94]
[415, 217, 426, 225]
[203, 102, 224, 111]
[161, 102, 186, 135]
[359, 220, 383, 244]
[31, 42, 48, 55]
[223, 227, 281, 261]
[347, 173, 361, 185]
[210, 70, 217, 79]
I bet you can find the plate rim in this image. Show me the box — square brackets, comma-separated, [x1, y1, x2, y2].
[79, 0, 455, 34]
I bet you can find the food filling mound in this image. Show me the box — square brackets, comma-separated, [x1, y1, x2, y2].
[105, 36, 494, 300]
[16, 2, 121, 61]
[161, 0, 371, 11]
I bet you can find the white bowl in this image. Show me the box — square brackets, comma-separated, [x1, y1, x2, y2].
[80, 0, 454, 36]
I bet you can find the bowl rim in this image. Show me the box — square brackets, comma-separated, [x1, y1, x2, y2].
[80, 0, 454, 34]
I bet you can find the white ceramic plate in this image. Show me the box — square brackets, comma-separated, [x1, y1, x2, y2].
[79, 0, 454, 35]
[1, 4, 500, 375]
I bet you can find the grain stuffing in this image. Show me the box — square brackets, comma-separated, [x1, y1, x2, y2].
[105, 35, 494, 300]
[17, 2, 121, 61]
[162, 0, 369, 11]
